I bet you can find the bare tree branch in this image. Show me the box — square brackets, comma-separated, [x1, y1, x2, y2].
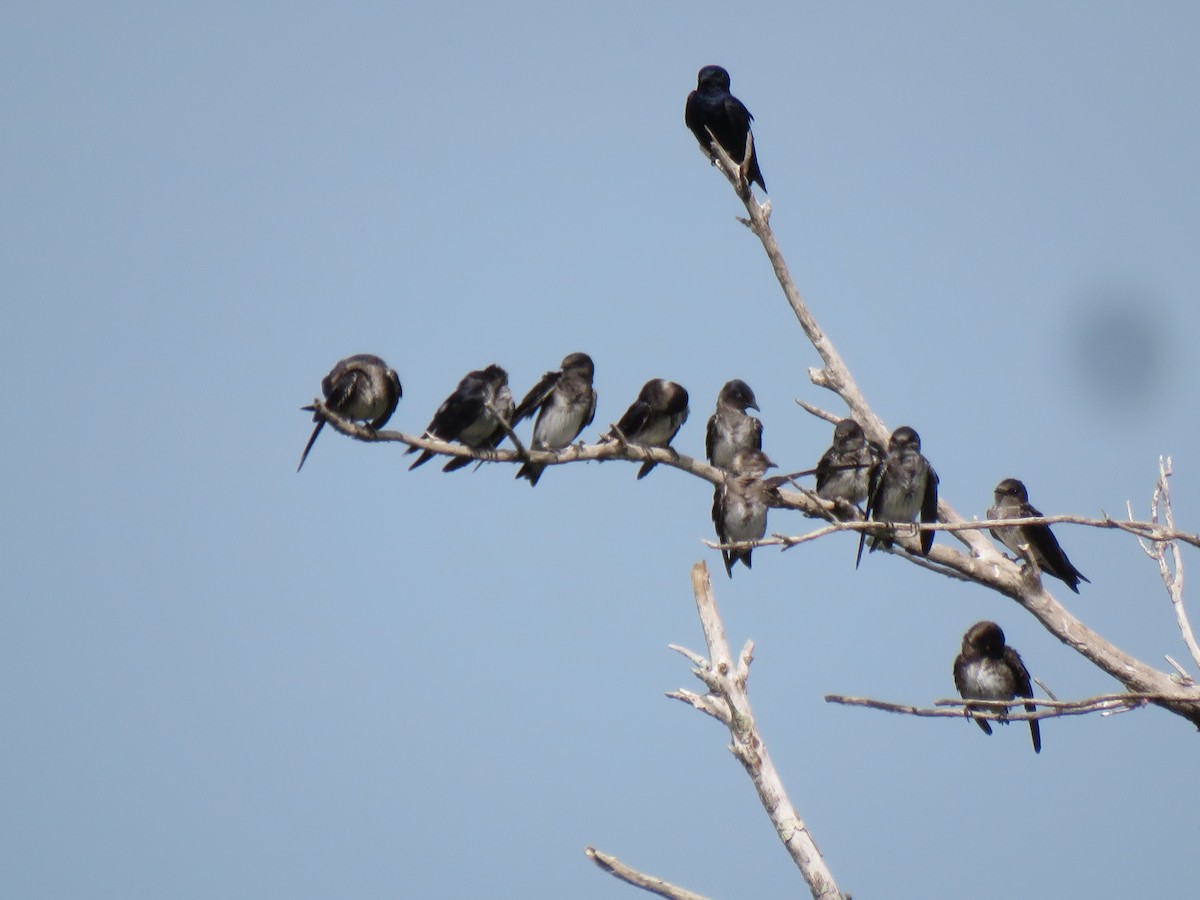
[1133, 457, 1200, 673]
[824, 692, 1199, 720]
[667, 562, 843, 900]
[585, 848, 713, 900]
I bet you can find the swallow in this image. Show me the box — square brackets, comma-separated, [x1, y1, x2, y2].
[856, 426, 939, 567]
[814, 418, 884, 507]
[297, 354, 402, 472]
[712, 447, 779, 577]
[603, 379, 689, 479]
[953, 620, 1042, 754]
[988, 478, 1090, 593]
[511, 352, 597, 486]
[706, 379, 763, 471]
[685, 64, 766, 192]
[406, 364, 514, 472]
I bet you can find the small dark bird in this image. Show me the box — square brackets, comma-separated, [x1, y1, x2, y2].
[685, 65, 766, 192]
[712, 447, 778, 577]
[953, 620, 1042, 754]
[407, 364, 514, 472]
[706, 379, 763, 470]
[988, 478, 1090, 594]
[815, 418, 883, 506]
[297, 354, 402, 472]
[604, 379, 689, 479]
[511, 352, 597, 486]
[856, 426, 939, 567]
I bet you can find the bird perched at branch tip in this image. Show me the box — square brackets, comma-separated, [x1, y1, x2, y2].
[297, 354, 401, 472]
[685, 64, 766, 192]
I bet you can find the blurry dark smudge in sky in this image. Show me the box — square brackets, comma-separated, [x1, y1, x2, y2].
[1064, 282, 1173, 416]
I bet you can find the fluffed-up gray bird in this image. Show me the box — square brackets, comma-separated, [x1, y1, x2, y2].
[297, 354, 402, 472]
[953, 620, 1042, 754]
[603, 379, 689, 479]
[407, 364, 514, 472]
[706, 379, 763, 471]
[856, 426, 939, 567]
[815, 418, 883, 506]
[988, 478, 1089, 593]
[712, 447, 778, 577]
[511, 352, 597, 487]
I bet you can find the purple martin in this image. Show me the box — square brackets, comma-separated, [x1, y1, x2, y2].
[406, 364, 514, 472]
[706, 379, 763, 471]
[297, 354, 402, 472]
[511, 352, 597, 487]
[815, 418, 884, 507]
[685, 65, 766, 193]
[988, 478, 1089, 594]
[712, 447, 778, 577]
[603, 379, 689, 479]
[856, 426, 939, 567]
[953, 620, 1042, 754]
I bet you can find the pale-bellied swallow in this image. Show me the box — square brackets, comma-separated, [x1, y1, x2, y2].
[953, 620, 1042, 754]
[603, 379, 689, 479]
[815, 418, 883, 507]
[511, 352, 597, 487]
[712, 447, 778, 577]
[407, 364, 514, 472]
[685, 65, 766, 192]
[706, 379, 763, 471]
[297, 354, 402, 472]
[988, 478, 1089, 594]
[856, 426, 939, 567]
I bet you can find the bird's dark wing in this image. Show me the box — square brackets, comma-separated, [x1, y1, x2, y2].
[323, 369, 362, 415]
[920, 465, 940, 556]
[814, 444, 838, 493]
[614, 400, 652, 441]
[1022, 501, 1088, 593]
[712, 483, 733, 577]
[1004, 646, 1042, 753]
[856, 461, 885, 568]
[705, 413, 719, 463]
[512, 370, 558, 424]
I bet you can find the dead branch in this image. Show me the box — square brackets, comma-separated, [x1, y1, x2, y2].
[585, 848, 712, 900]
[665, 562, 843, 900]
[824, 692, 1200, 721]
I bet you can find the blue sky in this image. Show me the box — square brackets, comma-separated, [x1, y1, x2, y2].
[4, 3, 1199, 898]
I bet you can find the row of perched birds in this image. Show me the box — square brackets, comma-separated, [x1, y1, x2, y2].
[297, 65, 1084, 753]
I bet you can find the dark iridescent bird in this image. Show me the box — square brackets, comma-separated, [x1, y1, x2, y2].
[685, 65, 766, 192]
[988, 478, 1090, 594]
[856, 426, 939, 567]
[406, 364, 514, 472]
[706, 379, 763, 471]
[603, 379, 689, 479]
[953, 620, 1042, 754]
[815, 418, 883, 507]
[297, 354, 402, 472]
[712, 447, 778, 577]
[511, 352, 597, 487]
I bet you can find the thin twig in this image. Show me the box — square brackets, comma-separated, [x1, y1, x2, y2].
[585, 848, 713, 900]
[824, 692, 1197, 721]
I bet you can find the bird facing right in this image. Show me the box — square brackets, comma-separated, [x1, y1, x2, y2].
[407, 364, 514, 472]
[604, 379, 689, 479]
[953, 620, 1042, 754]
[511, 352, 597, 487]
[297, 354, 402, 472]
[988, 478, 1089, 593]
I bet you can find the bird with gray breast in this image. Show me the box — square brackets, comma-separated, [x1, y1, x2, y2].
[988, 478, 1089, 593]
[856, 426, 939, 567]
[712, 447, 778, 577]
[706, 379, 763, 471]
[603, 379, 689, 479]
[297, 354, 402, 472]
[511, 352, 597, 487]
[407, 364, 514, 473]
[953, 620, 1041, 754]
[815, 418, 883, 507]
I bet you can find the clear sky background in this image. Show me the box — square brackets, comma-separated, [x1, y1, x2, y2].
[4, 3, 1199, 898]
